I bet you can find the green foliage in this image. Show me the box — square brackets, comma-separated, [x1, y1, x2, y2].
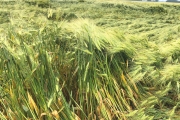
[1, 0, 180, 119]
[78, 0, 85, 2]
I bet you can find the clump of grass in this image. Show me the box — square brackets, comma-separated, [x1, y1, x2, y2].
[144, 6, 167, 14]
[57, 19, 140, 119]
[0, 15, 142, 119]
[78, 0, 85, 2]
[0, 11, 10, 24]
[25, 0, 51, 8]
[47, 9, 77, 21]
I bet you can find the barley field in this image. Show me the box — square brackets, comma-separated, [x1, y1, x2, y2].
[0, 0, 180, 119]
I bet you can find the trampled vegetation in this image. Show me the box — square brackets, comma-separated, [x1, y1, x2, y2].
[0, 0, 180, 119]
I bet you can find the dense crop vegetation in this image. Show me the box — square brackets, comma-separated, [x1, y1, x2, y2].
[1, 0, 180, 119]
